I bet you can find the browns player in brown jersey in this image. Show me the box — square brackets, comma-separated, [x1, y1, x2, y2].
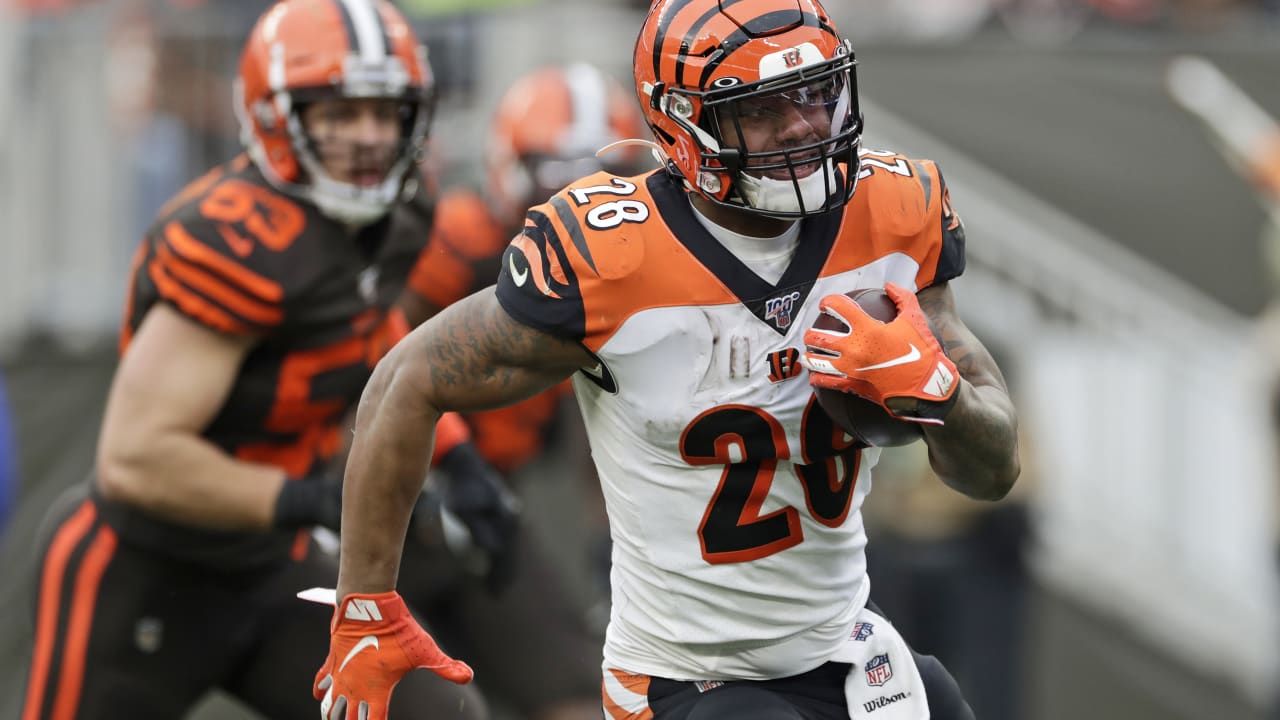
[18, 2, 502, 718]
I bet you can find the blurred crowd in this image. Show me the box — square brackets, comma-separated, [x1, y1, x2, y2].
[6, 0, 1279, 214]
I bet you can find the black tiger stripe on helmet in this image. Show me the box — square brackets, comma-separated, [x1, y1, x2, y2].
[634, 0, 863, 219]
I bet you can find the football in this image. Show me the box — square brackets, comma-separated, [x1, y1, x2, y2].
[811, 288, 925, 447]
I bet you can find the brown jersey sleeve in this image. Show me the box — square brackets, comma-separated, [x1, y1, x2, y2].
[147, 219, 286, 336]
[142, 173, 309, 336]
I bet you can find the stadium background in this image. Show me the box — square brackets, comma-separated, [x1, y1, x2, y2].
[0, 0, 1278, 718]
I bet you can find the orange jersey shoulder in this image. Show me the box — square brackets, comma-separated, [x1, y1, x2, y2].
[494, 160, 966, 350]
[495, 170, 743, 349]
[826, 149, 966, 289]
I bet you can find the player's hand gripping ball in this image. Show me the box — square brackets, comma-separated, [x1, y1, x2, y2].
[806, 287, 951, 446]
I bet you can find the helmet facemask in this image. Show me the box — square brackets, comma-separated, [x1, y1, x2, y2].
[288, 83, 433, 226]
[656, 41, 862, 220]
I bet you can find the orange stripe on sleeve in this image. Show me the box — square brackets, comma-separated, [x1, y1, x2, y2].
[610, 667, 653, 696]
[511, 234, 562, 300]
[156, 243, 283, 327]
[118, 243, 149, 355]
[22, 500, 95, 720]
[163, 222, 284, 303]
[603, 697, 631, 720]
[50, 525, 117, 720]
[149, 258, 255, 335]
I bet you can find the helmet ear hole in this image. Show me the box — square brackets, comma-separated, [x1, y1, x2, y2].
[650, 123, 676, 146]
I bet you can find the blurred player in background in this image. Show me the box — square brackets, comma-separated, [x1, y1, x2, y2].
[403, 62, 649, 473]
[19, 1, 502, 717]
[389, 62, 651, 720]
[313, 0, 1021, 718]
[403, 60, 650, 586]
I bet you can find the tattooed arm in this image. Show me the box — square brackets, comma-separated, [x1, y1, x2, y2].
[912, 282, 1020, 500]
[336, 287, 592, 598]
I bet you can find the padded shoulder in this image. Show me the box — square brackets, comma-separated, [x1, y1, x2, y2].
[852, 149, 966, 286]
[143, 162, 310, 335]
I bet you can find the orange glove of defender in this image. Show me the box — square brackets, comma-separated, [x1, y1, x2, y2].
[803, 282, 959, 424]
[314, 591, 473, 720]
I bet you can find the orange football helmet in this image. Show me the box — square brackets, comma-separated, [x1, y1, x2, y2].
[485, 63, 649, 226]
[235, 0, 434, 225]
[634, 0, 861, 218]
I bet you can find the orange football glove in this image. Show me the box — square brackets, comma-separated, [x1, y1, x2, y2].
[803, 283, 959, 424]
[314, 591, 473, 720]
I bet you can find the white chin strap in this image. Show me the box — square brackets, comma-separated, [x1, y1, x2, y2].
[735, 159, 838, 214]
[287, 109, 415, 227]
[303, 170, 400, 227]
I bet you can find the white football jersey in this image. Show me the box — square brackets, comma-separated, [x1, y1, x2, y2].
[495, 151, 966, 680]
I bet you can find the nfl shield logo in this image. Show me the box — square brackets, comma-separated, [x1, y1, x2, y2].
[865, 654, 893, 686]
[851, 622, 874, 641]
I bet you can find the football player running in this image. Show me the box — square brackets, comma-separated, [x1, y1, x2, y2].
[390, 63, 650, 720]
[402, 62, 646, 477]
[20, 1, 491, 718]
[320, 1, 1020, 719]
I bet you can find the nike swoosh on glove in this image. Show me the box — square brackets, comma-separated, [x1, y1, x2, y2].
[314, 591, 472, 720]
[803, 282, 959, 424]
